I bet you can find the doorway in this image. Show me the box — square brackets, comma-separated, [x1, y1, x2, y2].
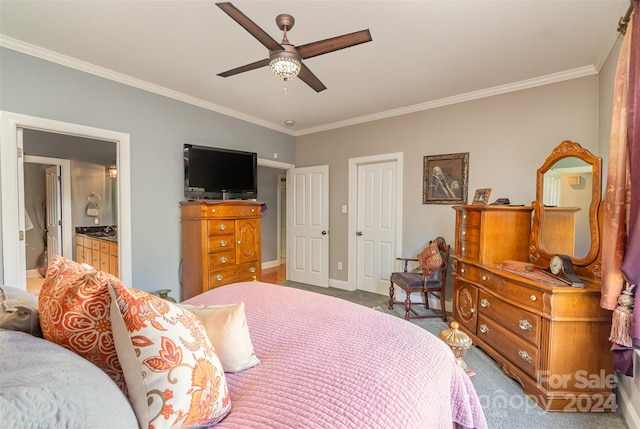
[0, 111, 132, 290]
[348, 153, 403, 295]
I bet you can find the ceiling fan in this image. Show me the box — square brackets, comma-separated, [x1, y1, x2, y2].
[216, 2, 372, 92]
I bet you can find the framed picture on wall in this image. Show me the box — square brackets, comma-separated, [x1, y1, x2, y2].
[422, 152, 469, 204]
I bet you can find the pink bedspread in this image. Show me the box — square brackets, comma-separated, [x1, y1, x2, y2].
[184, 282, 487, 429]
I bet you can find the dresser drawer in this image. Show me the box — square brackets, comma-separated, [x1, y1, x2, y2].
[458, 241, 480, 260]
[478, 290, 541, 346]
[207, 268, 237, 290]
[208, 250, 236, 269]
[477, 315, 539, 378]
[459, 210, 481, 226]
[207, 219, 235, 236]
[235, 262, 260, 281]
[457, 262, 480, 283]
[100, 241, 110, 253]
[206, 205, 260, 218]
[479, 270, 544, 312]
[207, 235, 235, 253]
[458, 225, 480, 243]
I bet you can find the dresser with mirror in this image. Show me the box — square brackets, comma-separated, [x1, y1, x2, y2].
[452, 140, 614, 412]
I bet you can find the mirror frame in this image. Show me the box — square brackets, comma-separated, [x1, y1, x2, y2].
[530, 140, 602, 278]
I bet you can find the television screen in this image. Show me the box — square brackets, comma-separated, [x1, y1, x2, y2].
[184, 144, 257, 199]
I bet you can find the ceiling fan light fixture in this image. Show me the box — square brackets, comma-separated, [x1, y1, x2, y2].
[269, 51, 301, 81]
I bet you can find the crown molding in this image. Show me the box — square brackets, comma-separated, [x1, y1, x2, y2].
[0, 35, 296, 136]
[296, 66, 598, 136]
[1, 35, 598, 138]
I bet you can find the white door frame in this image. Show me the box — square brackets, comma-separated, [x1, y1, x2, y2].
[348, 152, 403, 291]
[0, 111, 132, 289]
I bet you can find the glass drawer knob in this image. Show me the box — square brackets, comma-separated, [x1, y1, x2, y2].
[248, 267, 256, 273]
[462, 230, 466, 236]
[480, 298, 490, 308]
[218, 240, 227, 247]
[218, 224, 227, 231]
[460, 268, 465, 273]
[214, 274, 223, 281]
[479, 324, 489, 334]
[519, 320, 533, 331]
[519, 350, 532, 363]
[481, 275, 487, 281]
[530, 295, 537, 301]
[218, 257, 227, 263]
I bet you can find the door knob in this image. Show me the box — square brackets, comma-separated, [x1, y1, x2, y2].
[321, 230, 328, 235]
[356, 231, 363, 236]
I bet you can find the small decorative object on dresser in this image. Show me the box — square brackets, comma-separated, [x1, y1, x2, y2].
[471, 188, 491, 205]
[452, 140, 614, 412]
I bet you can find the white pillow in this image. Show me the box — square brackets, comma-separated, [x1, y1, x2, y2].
[179, 302, 260, 373]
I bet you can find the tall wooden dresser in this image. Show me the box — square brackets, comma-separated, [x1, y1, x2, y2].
[453, 203, 614, 412]
[180, 200, 262, 300]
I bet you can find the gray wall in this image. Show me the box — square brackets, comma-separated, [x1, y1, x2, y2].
[0, 47, 295, 292]
[297, 76, 600, 288]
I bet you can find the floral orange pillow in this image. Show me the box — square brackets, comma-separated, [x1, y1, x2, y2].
[38, 255, 126, 393]
[417, 240, 443, 272]
[108, 281, 231, 429]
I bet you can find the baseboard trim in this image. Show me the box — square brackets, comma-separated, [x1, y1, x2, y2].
[261, 260, 280, 270]
[329, 278, 351, 290]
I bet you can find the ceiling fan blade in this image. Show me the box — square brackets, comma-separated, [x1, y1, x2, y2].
[296, 29, 372, 59]
[218, 58, 270, 77]
[216, 2, 283, 52]
[298, 64, 327, 93]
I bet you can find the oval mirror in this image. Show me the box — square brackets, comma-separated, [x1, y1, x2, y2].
[530, 141, 602, 274]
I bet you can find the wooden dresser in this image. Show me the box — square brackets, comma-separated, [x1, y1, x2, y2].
[180, 200, 262, 300]
[452, 205, 614, 412]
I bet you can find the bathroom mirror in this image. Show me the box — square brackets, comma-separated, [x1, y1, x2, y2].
[530, 141, 602, 278]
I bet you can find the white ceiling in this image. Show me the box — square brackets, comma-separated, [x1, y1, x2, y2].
[0, 0, 631, 136]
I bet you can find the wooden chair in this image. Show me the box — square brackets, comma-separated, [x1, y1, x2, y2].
[388, 237, 450, 321]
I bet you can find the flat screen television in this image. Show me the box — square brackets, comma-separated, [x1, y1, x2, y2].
[184, 144, 257, 200]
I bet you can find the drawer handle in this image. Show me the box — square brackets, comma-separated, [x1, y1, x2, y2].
[479, 324, 489, 334]
[248, 267, 256, 273]
[463, 214, 467, 219]
[237, 240, 241, 245]
[519, 319, 533, 331]
[460, 268, 465, 273]
[214, 274, 223, 281]
[481, 275, 487, 281]
[251, 208, 255, 213]
[480, 298, 490, 308]
[218, 257, 227, 263]
[462, 230, 466, 236]
[461, 246, 466, 252]
[218, 224, 227, 231]
[470, 307, 476, 314]
[530, 295, 537, 302]
[218, 240, 227, 247]
[519, 350, 532, 363]
[211, 209, 216, 213]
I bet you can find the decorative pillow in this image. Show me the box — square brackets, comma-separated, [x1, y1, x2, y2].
[0, 285, 42, 337]
[417, 240, 443, 271]
[37, 256, 126, 393]
[108, 282, 231, 429]
[179, 302, 260, 373]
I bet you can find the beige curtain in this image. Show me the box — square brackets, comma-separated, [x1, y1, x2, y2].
[601, 17, 632, 311]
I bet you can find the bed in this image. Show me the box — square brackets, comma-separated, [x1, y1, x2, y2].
[0, 264, 486, 429]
